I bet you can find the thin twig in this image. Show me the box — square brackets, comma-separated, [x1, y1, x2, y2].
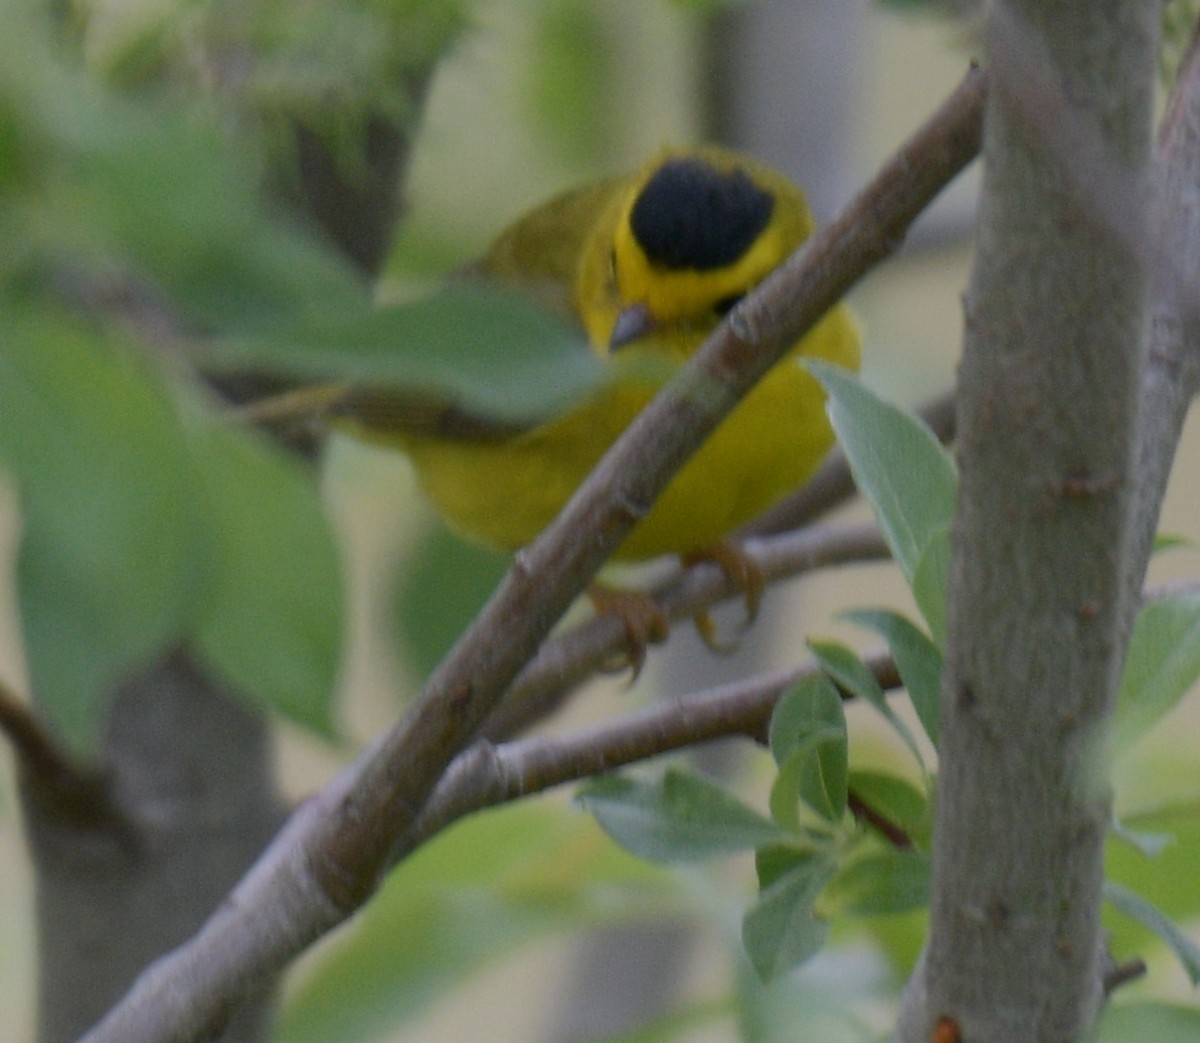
[1101, 957, 1147, 996]
[415, 649, 900, 845]
[0, 676, 129, 834]
[482, 520, 889, 741]
[847, 790, 914, 851]
[0, 676, 76, 783]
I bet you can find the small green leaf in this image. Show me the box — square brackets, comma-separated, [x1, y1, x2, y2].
[771, 737, 848, 829]
[767, 676, 848, 828]
[823, 850, 930, 917]
[754, 844, 827, 891]
[0, 316, 207, 749]
[768, 673, 845, 766]
[1113, 589, 1200, 754]
[911, 526, 951, 648]
[843, 609, 943, 748]
[742, 855, 837, 980]
[1104, 881, 1200, 984]
[806, 362, 956, 584]
[810, 640, 925, 772]
[578, 768, 785, 863]
[848, 770, 931, 846]
[189, 420, 342, 738]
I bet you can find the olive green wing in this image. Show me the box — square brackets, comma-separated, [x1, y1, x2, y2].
[461, 175, 626, 316]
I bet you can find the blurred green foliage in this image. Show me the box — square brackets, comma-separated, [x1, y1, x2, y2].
[0, 0, 598, 747]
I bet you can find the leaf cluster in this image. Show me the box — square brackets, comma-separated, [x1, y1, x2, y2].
[572, 367, 1200, 1032]
[0, 4, 597, 749]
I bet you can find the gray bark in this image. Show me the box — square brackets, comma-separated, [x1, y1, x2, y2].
[25, 651, 284, 1043]
[897, 3, 1159, 1039]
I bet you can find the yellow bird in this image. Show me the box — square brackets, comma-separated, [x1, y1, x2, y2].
[344, 145, 859, 566]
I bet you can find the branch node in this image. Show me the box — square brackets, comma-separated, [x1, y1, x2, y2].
[0, 677, 134, 840]
[1102, 956, 1147, 995]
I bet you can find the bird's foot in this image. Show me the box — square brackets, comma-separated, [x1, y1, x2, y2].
[587, 583, 670, 681]
[682, 542, 764, 653]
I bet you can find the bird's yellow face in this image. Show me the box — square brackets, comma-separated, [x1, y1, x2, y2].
[575, 147, 815, 360]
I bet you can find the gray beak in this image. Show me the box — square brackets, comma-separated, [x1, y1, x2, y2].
[609, 302, 657, 350]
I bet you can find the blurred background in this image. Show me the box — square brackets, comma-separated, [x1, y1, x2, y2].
[3, 1, 1199, 1041]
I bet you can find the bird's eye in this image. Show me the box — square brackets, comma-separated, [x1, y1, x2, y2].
[714, 293, 744, 316]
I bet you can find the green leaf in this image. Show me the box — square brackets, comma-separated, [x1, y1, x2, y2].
[823, 850, 930, 917]
[0, 316, 206, 749]
[842, 609, 943, 748]
[1104, 881, 1200, 984]
[189, 420, 342, 738]
[806, 362, 956, 584]
[578, 768, 786, 863]
[768, 673, 846, 766]
[201, 284, 600, 422]
[767, 676, 848, 828]
[848, 770, 931, 847]
[1113, 589, 1200, 754]
[742, 854, 837, 980]
[754, 844, 826, 890]
[772, 739, 849, 830]
[1098, 1002, 1200, 1043]
[911, 526, 951, 648]
[809, 640, 925, 772]
[6, 34, 599, 423]
[276, 802, 673, 1043]
[771, 740, 848, 830]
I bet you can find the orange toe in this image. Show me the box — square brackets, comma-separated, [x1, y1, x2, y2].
[682, 541, 765, 651]
[587, 583, 670, 680]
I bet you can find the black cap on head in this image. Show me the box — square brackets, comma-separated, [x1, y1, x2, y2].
[629, 157, 774, 272]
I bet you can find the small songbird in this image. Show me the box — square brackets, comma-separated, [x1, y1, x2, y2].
[343, 145, 860, 564]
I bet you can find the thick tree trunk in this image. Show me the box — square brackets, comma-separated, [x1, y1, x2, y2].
[25, 651, 284, 1043]
[897, 2, 1158, 1039]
